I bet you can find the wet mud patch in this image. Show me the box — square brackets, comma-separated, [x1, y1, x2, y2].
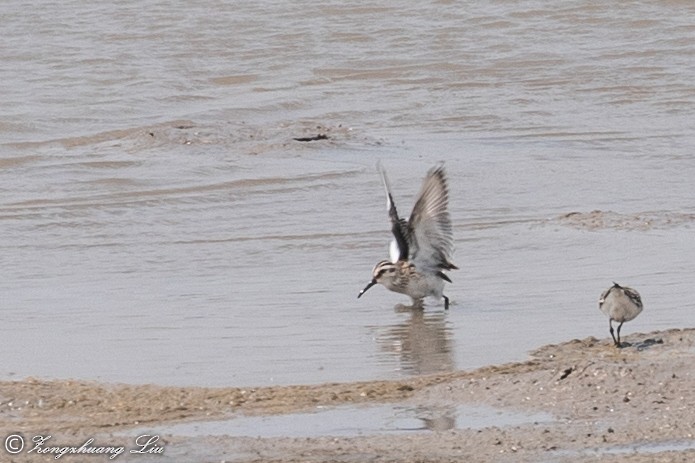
[553, 210, 695, 231]
[143, 119, 384, 155]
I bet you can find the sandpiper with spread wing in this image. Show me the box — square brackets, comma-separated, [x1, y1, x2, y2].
[358, 163, 458, 309]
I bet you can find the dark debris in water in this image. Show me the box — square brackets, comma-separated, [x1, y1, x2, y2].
[293, 134, 329, 142]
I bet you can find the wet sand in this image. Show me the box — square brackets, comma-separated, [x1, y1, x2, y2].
[4, 328, 695, 462]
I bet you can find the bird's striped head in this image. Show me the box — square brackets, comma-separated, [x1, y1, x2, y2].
[372, 260, 398, 282]
[357, 260, 397, 299]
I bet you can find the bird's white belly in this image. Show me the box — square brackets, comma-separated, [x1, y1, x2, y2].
[405, 273, 445, 301]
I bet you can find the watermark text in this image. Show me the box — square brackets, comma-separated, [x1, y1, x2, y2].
[4, 433, 165, 459]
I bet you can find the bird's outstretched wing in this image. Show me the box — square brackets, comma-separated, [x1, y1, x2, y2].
[377, 162, 410, 263]
[407, 164, 457, 276]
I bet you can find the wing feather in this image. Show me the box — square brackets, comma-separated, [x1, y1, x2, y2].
[377, 162, 410, 262]
[408, 164, 457, 275]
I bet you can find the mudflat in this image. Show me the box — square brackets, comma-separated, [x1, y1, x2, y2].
[3, 329, 694, 462]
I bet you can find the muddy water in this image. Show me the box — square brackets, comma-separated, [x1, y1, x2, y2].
[1, 1, 694, 387]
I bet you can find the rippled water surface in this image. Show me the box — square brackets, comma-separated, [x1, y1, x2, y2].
[2, 1, 694, 386]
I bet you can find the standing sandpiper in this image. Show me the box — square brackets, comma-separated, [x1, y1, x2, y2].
[599, 282, 643, 347]
[358, 163, 458, 309]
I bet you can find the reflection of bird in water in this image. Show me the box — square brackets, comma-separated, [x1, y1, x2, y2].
[598, 282, 643, 347]
[378, 308, 454, 376]
[358, 163, 457, 309]
[415, 405, 457, 432]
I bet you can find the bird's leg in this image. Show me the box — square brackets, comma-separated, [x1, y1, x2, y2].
[616, 321, 624, 347]
[443, 295, 450, 310]
[608, 319, 618, 346]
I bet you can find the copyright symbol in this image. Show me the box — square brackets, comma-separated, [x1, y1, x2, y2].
[4, 434, 24, 454]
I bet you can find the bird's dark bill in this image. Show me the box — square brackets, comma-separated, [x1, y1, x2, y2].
[357, 279, 377, 298]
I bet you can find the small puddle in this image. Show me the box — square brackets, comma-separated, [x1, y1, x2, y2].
[136, 403, 554, 438]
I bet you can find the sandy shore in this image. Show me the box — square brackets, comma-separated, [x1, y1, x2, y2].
[3, 328, 695, 462]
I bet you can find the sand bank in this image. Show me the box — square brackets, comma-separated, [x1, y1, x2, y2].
[3, 329, 695, 462]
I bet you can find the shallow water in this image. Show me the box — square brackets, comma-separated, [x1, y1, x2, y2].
[135, 403, 554, 437]
[2, 1, 694, 387]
